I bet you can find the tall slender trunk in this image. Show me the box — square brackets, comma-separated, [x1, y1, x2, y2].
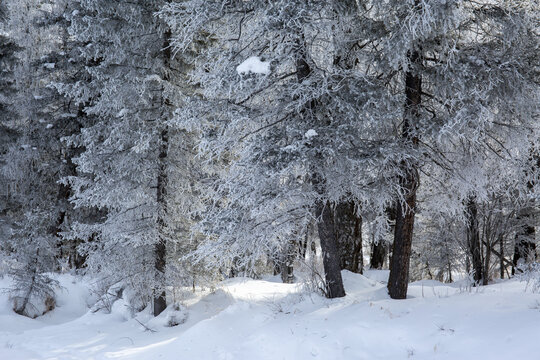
[154, 126, 168, 316]
[334, 201, 363, 273]
[297, 34, 345, 298]
[499, 234, 504, 279]
[466, 196, 483, 284]
[483, 235, 491, 286]
[387, 48, 421, 300]
[154, 28, 172, 317]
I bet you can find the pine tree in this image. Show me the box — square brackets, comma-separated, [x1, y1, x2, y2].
[63, 0, 184, 315]
[161, 0, 401, 297]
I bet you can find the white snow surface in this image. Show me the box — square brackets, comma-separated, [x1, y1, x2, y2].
[1, 272, 539, 359]
[236, 56, 270, 75]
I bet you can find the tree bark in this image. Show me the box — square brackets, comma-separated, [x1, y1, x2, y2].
[499, 234, 504, 279]
[316, 201, 346, 298]
[387, 48, 421, 300]
[154, 125, 168, 316]
[387, 173, 417, 299]
[466, 196, 483, 284]
[334, 201, 363, 273]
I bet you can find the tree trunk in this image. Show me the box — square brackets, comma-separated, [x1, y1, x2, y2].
[499, 234, 504, 279]
[512, 223, 536, 275]
[154, 125, 168, 316]
[280, 240, 295, 284]
[316, 201, 346, 298]
[466, 196, 483, 284]
[387, 48, 421, 300]
[153, 27, 172, 317]
[483, 234, 491, 286]
[387, 174, 417, 299]
[297, 33, 345, 298]
[334, 201, 363, 273]
[370, 239, 387, 270]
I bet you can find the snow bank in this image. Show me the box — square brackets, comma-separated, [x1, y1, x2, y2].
[1, 271, 539, 360]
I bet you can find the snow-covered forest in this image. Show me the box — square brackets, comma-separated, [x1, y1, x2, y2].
[0, 0, 539, 359]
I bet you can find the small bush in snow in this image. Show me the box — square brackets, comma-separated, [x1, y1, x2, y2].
[518, 262, 540, 293]
[166, 303, 187, 327]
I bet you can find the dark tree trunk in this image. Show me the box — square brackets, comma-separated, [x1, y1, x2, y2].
[334, 201, 363, 273]
[483, 235, 491, 286]
[387, 175, 417, 299]
[370, 207, 396, 269]
[466, 196, 483, 284]
[153, 125, 168, 316]
[387, 48, 421, 300]
[512, 223, 536, 275]
[370, 239, 387, 269]
[280, 241, 295, 284]
[296, 34, 345, 298]
[499, 234, 504, 279]
[153, 27, 172, 317]
[316, 201, 346, 298]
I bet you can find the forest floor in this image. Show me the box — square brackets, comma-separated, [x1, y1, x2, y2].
[0, 270, 539, 360]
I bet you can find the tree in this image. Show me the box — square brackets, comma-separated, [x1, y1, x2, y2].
[358, 0, 540, 298]
[0, 0, 74, 317]
[63, 0, 183, 315]
[0, 1, 21, 237]
[161, 0, 400, 297]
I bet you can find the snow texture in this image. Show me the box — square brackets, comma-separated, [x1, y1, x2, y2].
[1, 271, 539, 359]
[236, 56, 270, 75]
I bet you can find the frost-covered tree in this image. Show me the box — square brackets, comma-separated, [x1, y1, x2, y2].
[0, 1, 21, 235]
[6, 211, 60, 318]
[63, 0, 186, 316]
[0, 0, 69, 317]
[162, 0, 539, 299]
[356, 0, 540, 297]
[160, 0, 400, 297]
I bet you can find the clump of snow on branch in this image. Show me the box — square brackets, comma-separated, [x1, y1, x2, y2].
[236, 56, 270, 75]
[304, 129, 318, 139]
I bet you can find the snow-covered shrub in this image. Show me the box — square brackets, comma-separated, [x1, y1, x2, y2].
[165, 303, 187, 327]
[518, 262, 540, 293]
[8, 272, 58, 318]
[90, 282, 125, 314]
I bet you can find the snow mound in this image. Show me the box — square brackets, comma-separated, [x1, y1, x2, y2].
[146, 303, 188, 329]
[363, 269, 390, 283]
[2, 272, 540, 360]
[341, 270, 379, 292]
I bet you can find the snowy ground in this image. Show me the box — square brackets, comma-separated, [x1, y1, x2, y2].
[1, 271, 539, 360]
